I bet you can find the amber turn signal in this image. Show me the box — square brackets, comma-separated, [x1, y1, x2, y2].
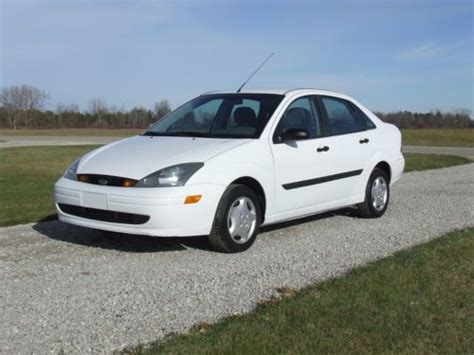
[78, 175, 89, 182]
[184, 195, 202, 204]
[123, 179, 136, 187]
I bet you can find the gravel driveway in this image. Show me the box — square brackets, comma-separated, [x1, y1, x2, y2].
[1, 164, 473, 354]
[402, 145, 474, 160]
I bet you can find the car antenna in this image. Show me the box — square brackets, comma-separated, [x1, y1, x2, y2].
[236, 52, 274, 93]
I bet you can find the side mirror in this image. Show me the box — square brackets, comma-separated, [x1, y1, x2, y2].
[280, 128, 309, 142]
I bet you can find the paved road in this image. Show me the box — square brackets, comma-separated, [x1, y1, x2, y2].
[0, 135, 119, 148]
[1, 135, 473, 159]
[402, 145, 474, 160]
[0, 164, 473, 354]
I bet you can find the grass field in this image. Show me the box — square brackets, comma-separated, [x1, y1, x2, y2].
[404, 153, 470, 172]
[0, 145, 99, 226]
[401, 128, 474, 147]
[129, 227, 474, 354]
[1, 128, 473, 147]
[0, 146, 471, 227]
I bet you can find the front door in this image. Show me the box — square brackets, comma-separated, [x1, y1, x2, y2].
[271, 96, 343, 215]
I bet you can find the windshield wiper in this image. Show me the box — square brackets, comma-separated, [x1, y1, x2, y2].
[142, 131, 164, 136]
[168, 131, 209, 137]
[142, 131, 209, 137]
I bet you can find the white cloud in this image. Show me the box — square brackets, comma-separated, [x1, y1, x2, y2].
[398, 40, 470, 60]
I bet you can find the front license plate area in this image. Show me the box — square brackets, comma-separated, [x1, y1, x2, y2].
[81, 192, 108, 210]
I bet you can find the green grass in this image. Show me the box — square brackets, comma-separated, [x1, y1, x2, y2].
[0, 128, 142, 137]
[0, 145, 99, 226]
[0, 147, 471, 227]
[402, 128, 474, 147]
[404, 153, 471, 172]
[128, 228, 474, 354]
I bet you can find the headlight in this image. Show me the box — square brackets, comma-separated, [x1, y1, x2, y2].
[135, 163, 204, 187]
[64, 159, 80, 181]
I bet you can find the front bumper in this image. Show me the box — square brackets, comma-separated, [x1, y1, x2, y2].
[54, 177, 225, 237]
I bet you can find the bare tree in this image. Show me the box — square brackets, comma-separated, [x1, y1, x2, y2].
[108, 105, 118, 114]
[88, 98, 108, 127]
[0, 84, 50, 110]
[129, 106, 149, 128]
[89, 98, 108, 115]
[56, 103, 79, 113]
[56, 103, 79, 128]
[154, 99, 171, 120]
[0, 85, 50, 129]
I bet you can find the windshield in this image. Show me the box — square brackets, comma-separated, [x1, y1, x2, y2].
[144, 94, 284, 139]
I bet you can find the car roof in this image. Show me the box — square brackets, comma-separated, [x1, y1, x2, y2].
[201, 88, 353, 99]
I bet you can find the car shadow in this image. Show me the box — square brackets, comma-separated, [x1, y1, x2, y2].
[33, 207, 358, 253]
[32, 219, 211, 253]
[260, 207, 359, 233]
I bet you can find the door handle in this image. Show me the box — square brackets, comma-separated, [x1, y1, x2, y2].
[359, 138, 369, 144]
[317, 146, 330, 152]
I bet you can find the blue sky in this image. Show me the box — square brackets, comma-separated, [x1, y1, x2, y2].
[1, 0, 473, 113]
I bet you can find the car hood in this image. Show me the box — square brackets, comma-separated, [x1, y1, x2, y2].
[78, 135, 251, 180]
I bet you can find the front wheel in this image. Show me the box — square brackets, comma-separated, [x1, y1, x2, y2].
[208, 184, 261, 253]
[357, 168, 390, 218]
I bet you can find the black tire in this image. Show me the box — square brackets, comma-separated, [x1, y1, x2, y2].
[208, 184, 262, 253]
[357, 168, 390, 218]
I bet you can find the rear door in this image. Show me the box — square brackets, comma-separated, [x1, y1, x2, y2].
[317, 95, 372, 200]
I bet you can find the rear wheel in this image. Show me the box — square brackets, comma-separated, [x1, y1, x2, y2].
[357, 168, 390, 218]
[208, 184, 261, 253]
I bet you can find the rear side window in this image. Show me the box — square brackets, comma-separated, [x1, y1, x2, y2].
[354, 106, 376, 129]
[321, 97, 361, 135]
[274, 96, 322, 140]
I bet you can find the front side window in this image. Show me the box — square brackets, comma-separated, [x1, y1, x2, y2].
[226, 99, 261, 129]
[144, 94, 283, 139]
[321, 97, 361, 135]
[274, 97, 322, 140]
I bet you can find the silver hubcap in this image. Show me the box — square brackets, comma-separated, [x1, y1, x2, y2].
[371, 176, 388, 211]
[227, 196, 257, 244]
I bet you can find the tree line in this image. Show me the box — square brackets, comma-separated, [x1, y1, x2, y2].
[376, 111, 472, 129]
[0, 85, 171, 129]
[0, 84, 472, 130]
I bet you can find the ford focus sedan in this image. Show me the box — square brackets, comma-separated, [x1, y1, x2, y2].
[54, 89, 404, 252]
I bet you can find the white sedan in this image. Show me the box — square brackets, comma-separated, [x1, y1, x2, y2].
[54, 89, 404, 252]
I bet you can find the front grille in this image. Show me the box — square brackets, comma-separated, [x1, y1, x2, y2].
[58, 203, 150, 225]
[77, 174, 137, 187]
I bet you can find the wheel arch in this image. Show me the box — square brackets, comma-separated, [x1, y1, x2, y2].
[374, 161, 391, 183]
[231, 176, 267, 223]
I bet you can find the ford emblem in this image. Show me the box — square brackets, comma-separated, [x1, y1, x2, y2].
[98, 178, 109, 185]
